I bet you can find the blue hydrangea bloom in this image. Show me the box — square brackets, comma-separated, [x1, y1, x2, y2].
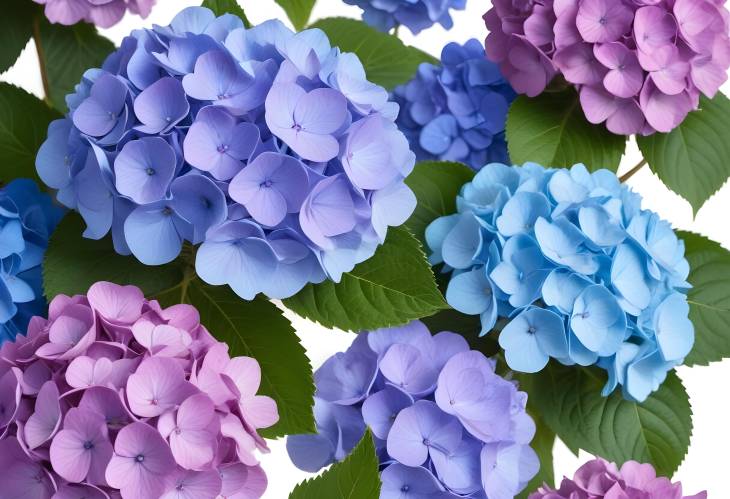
[36, 7, 416, 301]
[287, 321, 539, 498]
[0, 179, 64, 344]
[426, 163, 694, 402]
[345, 0, 466, 34]
[393, 39, 516, 171]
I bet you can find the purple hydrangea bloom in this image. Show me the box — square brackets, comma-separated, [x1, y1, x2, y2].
[0, 179, 64, 345]
[393, 39, 517, 170]
[0, 281, 277, 499]
[484, 0, 730, 135]
[287, 320, 540, 499]
[36, 7, 416, 301]
[344, 0, 467, 34]
[426, 162, 694, 402]
[32, 0, 157, 28]
[529, 457, 706, 499]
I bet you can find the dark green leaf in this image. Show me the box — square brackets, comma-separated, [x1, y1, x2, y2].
[404, 160, 474, 243]
[201, 0, 251, 27]
[0, 82, 61, 183]
[637, 93, 730, 214]
[284, 227, 447, 331]
[275, 0, 316, 31]
[506, 90, 626, 172]
[0, 0, 35, 73]
[43, 213, 184, 299]
[289, 430, 380, 499]
[310, 17, 438, 90]
[679, 230, 730, 366]
[37, 20, 115, 112]
[155, 279, 315, 439]
[517, 411, 555, 499]
[524, 364, 692, 477]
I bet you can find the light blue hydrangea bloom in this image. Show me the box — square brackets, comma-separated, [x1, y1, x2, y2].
[426, 163, 694, 402]
[345, 0, 466, 34]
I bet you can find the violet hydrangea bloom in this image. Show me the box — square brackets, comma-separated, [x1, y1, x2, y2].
[484, 0, 730, 134]
[0, 179, 64, 345]
[287, 320, 540, 499]
[344, 0, 466, 34]
[36, 6, 416, 301]
[0, 281, 277, 499]
[529, 457, 706, 499]
[393, 39, 516, 170]
[32, 0, 157, 29]
[426, 162, 694, 402]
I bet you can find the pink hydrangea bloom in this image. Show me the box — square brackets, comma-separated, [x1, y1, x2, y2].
[529, 457, 706, 499]
[484, 0, 730, 135]
[0, 281, 277, 499]
[32, 0, 157, 28]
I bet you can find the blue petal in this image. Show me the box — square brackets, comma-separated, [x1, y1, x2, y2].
[542, 269, 592, 315]
[446, 267, 493, 315]
[570, 285, 626, 356]
[441, 213, 482, 269]
[653, 292, 694, 361]
[124, 204, 183, 265]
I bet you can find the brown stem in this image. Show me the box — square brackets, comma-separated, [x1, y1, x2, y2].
[32, 14, 51, 104]
[619, 158, 647, 183]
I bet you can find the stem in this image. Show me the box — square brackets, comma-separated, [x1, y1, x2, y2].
[393, 24, 400, 37]
[32, 14, 51, 104]
[619, 158, 647, 183]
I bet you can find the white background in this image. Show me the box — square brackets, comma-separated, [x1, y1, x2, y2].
[3, 0, 728, 497]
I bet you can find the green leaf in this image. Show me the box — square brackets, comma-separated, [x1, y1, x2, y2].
[637, 93, 730, 214]
[679, 230, 730, 366]
[524, 364, 692, 477]
[404, 160, 474, 243]
[517, 411, 555, 499]
[310, 17, 438, 90]
[201, 0, 251, 27]
[284, 227, 447, 331]
[156, 280, 315, 439]
[289, 430, 380, 499]
[43, 213, 184, 299]
[36, 20, 115, 112]
[275, 0, 316, 31]
[0, 82, 61, 183]
[0, 0, 35, 73]
[506, 90, 626, 172]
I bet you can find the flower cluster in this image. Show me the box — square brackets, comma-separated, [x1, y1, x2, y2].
[484, 0, 730, 135]
[32, 0, 156, 28]
[426, 163, 693, 402]
[393, 39, 516, 170]
[0, 179, 64, 345]
[287, 321, 539, 499]
[37, 6, 416, 301]
[530, 457, 706, 499]
[0, 281, 277, 499]
[344, 0, 466, 34]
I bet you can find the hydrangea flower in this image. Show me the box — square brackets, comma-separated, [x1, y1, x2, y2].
[393, 39, 516, 170]
[483, 0, 730, 134]
[0, 281, 277, 499]
[287, 320, 539, 499]
[32, 0, 156, 28]
[0, 179, 64, 345]
[529, 457, 706, 499]
[426, 163, 693, 402]
[36, 6, 416, 301]
[344, 0, 466, 34]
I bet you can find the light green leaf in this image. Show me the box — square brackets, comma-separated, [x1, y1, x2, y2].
[0, 82, 61, 183]
[37, 20, 115, 112]
[310, 17, 438, 90]
[275, 0, 316, 31]
[404, 160, 474, 243]
[43, 213, 184, 299]
[201, 0, 251, 27]
[0, 0, 35, 73]
[637, 93, 730, 214]
[524, 364, 692, 477]
[679, 230, 730, 366]
[156, 280, 315, 439]
[506, 90, 626, 172]
[284, 226, 447, 331]
[289, 430, 380, 499]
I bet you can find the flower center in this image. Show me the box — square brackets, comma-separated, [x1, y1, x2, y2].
[527, 326, 537, 335]
[598, 16, 607, 26]
[83, 440, 94, 450]
[217, 144, 229, 153]
[260, 179, 273, 188]
[161, 207, 173, 217]
[292, 123, 303, 132]
[401, 485, 410, 493]
[146, 167, 155, 176]
[135, 454, 145, 463]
